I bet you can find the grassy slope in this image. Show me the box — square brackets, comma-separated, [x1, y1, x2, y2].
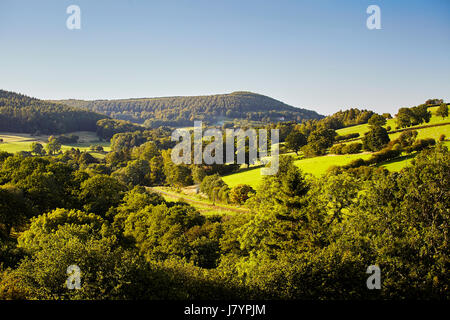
[381, 140, 450, 172]
[335, 106, 449, 137]
[223, 153, 373, 188]
[0, 131, 110, 158]
[224, 108, 450, 188]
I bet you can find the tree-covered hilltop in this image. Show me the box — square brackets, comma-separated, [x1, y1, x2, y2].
[52, 91, 324, 127]
[0, 90, 107, 134]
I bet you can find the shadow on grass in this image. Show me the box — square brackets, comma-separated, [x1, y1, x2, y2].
[376, 153, 417, 167]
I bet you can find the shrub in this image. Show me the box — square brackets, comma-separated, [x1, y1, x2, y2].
[330, 144, 345, 155]
[229, 184, 255, 205]
[341, 143, 362, 154]
[404, 138, 436, 153]
[367, 147, 402, 165]
[397, 130, 418, 148]
[300, 145, 317, 158]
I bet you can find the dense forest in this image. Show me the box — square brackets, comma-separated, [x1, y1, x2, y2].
[0, 142, 448, 299]
[52, 91, 324, 127]
[0, 90, 107, 134]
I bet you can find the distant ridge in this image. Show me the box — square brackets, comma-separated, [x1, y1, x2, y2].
[0, 90, 107, 134]
[52, 91, 323, 127]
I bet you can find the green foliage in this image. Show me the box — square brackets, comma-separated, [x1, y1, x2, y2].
[109, 127, 174, 151]
[0, 156, 80, 213]
[0, 97, 449, 300]
[229, 184, 255, 205]
[162, 150, 193, 187]
[285, 130, 307, 155]
[0, 185, 29, 238]
[330, 142, 362, 155]
[56, 134, 79, 144]
[30, 142, 45, 156]
[396, 105, 432, 128]
[79, 175, 127, 217]
[96, 119, 144, 140]
[295, 108, 374, 136]
[59, 92, 323, 127]
[0, 90, 106, 134]
[17, 208, 105, 253]
[303, 128, 336, 156]
[362, 126, 390, 151]
[436, 103, 449, 119]
[397, 130, 418, 148]
[112, 159, 151, 186]
[45, 136, 62, 155]
[368, 114, 387, 127]
[200, 174, 229, 202]
[123, 203, 222, 268]
[191, 165, 207, 184]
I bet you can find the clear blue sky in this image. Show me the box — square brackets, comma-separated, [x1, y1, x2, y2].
[0, 0, 449, 115]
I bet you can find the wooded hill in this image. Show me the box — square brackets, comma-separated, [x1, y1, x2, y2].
[52, 91, 323, 127]
[0, 90, 107, 134]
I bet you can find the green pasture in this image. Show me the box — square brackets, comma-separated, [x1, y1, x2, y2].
[223, 152, 373, 188]
[335, 106, 449, 138]
[0, 131, 110, 157]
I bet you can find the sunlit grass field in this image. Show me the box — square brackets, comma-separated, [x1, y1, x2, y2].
[151, 186, 246, 216]
[0, 131, 110, 158]
[223, 153, 373, 188]
[335, 106, 449, 137]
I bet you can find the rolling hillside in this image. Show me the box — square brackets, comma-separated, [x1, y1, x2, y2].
[52, 91, 324, 127]
[223, 106, 450, 188]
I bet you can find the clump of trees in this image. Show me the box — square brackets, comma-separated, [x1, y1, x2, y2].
[229, 184, 255, 205]
[368, 114, 387, 127]
[285, 130, 307, 155]
[362, 126, 390, 152]
[301, 128, 336, 157]
[96, 119, 145, 140]
[199, 174, 229, 203]
[45, 136, 62, 155]
[436, 103, 449, 119]
[396, 105, 431, 128]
